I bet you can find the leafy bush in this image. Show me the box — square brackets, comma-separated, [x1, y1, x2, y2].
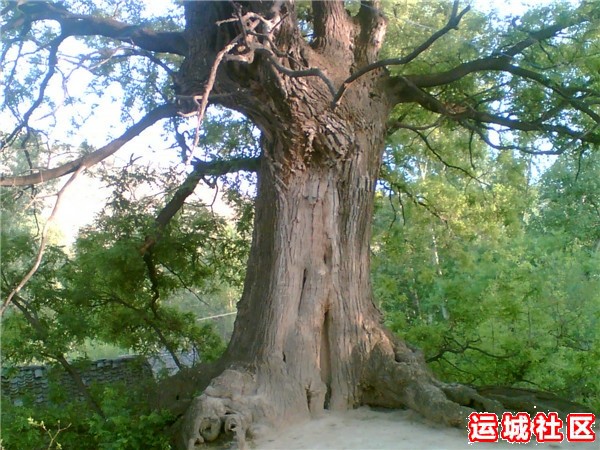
[1, 383, 174, 450]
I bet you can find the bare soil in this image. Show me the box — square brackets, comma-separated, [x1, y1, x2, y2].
[252, 407, 597, 450]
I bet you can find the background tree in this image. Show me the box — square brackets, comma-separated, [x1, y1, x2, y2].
[372, 126, 600, 413]
[1, 1, 599, 448]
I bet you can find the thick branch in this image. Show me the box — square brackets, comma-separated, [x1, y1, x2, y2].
[157, 157, 259, 230]
[354, 1, 387, 66]
[405, 55, 510, 89]
[140, 156, 260, 255]
[391, 77, 600, 151]
[406, 15, 590, 89]
[0, 103, 179, 186]
[2, 1, 188, 55]
[312, 0, 351, 49]
[334, 0, 469, 105]
[457, 110, 600, 145]
[381, 11, 600, 152]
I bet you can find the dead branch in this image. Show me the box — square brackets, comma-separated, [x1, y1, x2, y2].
[1, 1, 187, 55]
[185, 38, 241, 161]
[220, 9, 337, 99]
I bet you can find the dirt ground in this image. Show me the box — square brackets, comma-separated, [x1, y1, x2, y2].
[252, 407, 597, 450]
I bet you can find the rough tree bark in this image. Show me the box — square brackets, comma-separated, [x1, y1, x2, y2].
[173, 2, 501, 448]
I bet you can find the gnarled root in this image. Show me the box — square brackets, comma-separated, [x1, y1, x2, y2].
[359, 338, 593, 427]
[178, 364, 312, 449]
[179, 369, 260, 449]
[360, 341, 504, 427]
[175, 337, 590, 449]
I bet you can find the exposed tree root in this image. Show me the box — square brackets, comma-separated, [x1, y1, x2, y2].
[176, 365, 308, 450]
[167, 326, 597, 450]
[359, 340, 504, 427]
[475, 386, 596, 417]
[167, 339, 595, 450]
[173, 340, 508, 449]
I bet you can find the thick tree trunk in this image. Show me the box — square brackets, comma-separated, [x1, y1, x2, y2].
[176, 76, 499, 448]
[227, 127, 386, 415]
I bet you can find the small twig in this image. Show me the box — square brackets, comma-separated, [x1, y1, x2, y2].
[387, 188, 398, 231]
[2, 35, 65, 150]
[413, 128, 488, 186]
[1, 165, 84, 317]
[185, 38, 241, 162]
[385, 177, 448, 224]
[197, 311, 237, 322]
[387, 113, 489, 186]
[209, 181, 219, 214]
[160, 261, 210, 307]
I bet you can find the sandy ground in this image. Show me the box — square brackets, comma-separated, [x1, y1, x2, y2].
[252, 407, 597, 450]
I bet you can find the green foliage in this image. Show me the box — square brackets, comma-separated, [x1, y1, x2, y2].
[86, 386, 173, 450]
[370, 2, 599, 410]
[0, 131, 249, 444]
[531, 150, 600, 251]
[373, 134, 600, 411]
[1, 383, 174, 450]
[1, 144, 250, 366]
[381, 0, 600, 155]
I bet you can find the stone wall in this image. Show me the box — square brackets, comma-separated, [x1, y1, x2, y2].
[1, 355, 153, 407]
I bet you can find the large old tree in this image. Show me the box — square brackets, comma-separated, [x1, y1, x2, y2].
[2, 0, 599, 448]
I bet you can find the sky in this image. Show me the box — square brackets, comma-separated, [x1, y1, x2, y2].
[2, 0, 568, 245]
